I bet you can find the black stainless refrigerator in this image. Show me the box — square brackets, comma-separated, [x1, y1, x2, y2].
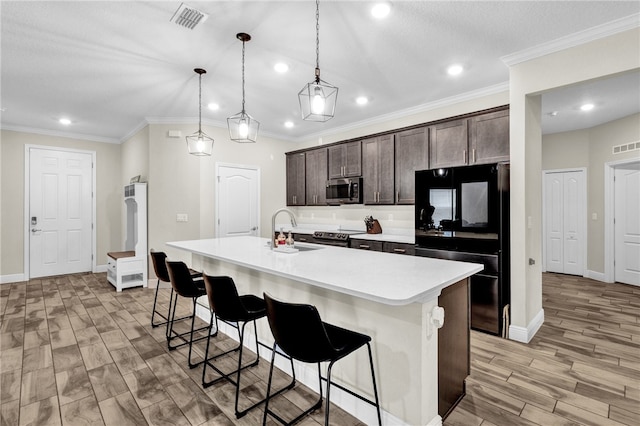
[415, 163, 510, 337]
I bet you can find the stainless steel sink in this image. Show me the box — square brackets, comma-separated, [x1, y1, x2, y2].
[294, 245, 324, 252]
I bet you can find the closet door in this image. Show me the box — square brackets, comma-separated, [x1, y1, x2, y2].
[544, 170, 585, 275]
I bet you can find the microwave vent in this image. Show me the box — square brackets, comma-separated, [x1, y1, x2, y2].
[170, 3, 208, 29]
[612, 141, 640, 155]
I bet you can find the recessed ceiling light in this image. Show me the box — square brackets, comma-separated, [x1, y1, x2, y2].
[371, 2, 391, 19]
[284, 121, 294, 128]
[207, 103, 219, 111]
[274, 62, 289, 73]
[356, 96, 369, 105]
[580, 103, 595, 111]
[447, 64, 464, 76]
[59, 118, 71, 125]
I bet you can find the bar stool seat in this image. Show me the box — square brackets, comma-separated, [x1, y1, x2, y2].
[149, 250, 202, 328]
[262, 293, 382, 426]
[201, 275, 294, 418]
[165, 260, 211, 368]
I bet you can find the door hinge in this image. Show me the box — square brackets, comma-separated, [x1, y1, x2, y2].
[218, 219, 220, 225]
[91, 223, 94, 230]
[91, 254, 94, 260]
[217, 176, 220, 183]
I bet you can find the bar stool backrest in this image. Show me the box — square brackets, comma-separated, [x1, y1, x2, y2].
[149, 250, 170, 283]
[202, 275, 246, 321]
[263, 293, 337, 364]
[166, 260, 200, 298]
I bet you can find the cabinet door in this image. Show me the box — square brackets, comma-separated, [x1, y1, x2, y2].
[286, 153, 305, 206]
[395, 127, 429, 204]
[363, 135, 394, 205]
[305, 148, 327, 205]
[328, 145, 345, 178]
[328, 141, 362, 178]
[344, 141, 362, 177]
[429, 119, 469, 169]
[469, 110, 509, 165]
[350, 239, 383, 251]
[383, 242, 416, 256]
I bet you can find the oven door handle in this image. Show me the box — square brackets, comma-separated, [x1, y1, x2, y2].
[348, 180, 353, 199]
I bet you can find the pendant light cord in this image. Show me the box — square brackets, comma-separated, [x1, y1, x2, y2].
[315, 0, 321, 83]
[241, 38, 246, 113]
[198, 73, 203, 133]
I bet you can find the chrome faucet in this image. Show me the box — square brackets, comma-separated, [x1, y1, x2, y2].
[271, 208, 298, 249]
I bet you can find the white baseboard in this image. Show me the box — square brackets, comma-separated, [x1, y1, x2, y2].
[193, 305, 404, 425]
[0, 273, 25, 285]
[509, 309, 544, 343]
[585, 270, 608, 283]
[427, 415, 443, 426]
[95, 264, 108, 273]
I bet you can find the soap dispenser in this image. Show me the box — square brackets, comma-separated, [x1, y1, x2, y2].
[286, 232, 294, 246]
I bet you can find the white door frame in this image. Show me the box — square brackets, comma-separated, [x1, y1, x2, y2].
[214, 162, 261, 238]
[24, 145, 97, 281]
[604, 158, 640, 283]
[542, 167, 587, 275]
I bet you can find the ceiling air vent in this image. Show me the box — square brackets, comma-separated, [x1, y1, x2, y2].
[170, 3, 208, 30]
[612, 141, 640, 155]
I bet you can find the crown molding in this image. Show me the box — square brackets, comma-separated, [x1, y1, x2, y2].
[0, 124, 120, 144]
[501, 13, 640, 67]
[293, 81, 510, 143]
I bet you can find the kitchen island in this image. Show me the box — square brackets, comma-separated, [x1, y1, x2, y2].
[168, 236, 482, 426]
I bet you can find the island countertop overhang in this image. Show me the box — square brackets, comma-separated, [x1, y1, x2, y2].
[167, 236, 483, 305]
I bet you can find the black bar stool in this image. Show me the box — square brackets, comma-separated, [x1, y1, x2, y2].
[149, 250, 202, 328]
[165, 260, 211, 368]
[262, 293, 382, 426]
[201, 274, 295, 418]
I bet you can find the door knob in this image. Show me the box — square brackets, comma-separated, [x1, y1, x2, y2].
[31, 228, 42, 233]
[251, 226, 258, 231]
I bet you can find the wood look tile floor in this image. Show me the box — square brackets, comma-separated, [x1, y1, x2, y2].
[445, 273, 640, 426]
[0, 273, 363, 426]
[1, 272, 638, 425]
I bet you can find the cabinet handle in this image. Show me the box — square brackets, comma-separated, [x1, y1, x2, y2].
[463, 149, 467, 163]
[472, 148, 476, 163]
[393, 248, 406, 253]
[396, 191, 399, 203]
[359, 244, 370, 249]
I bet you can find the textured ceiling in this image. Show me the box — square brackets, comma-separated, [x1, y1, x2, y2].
[1, 1, 639, 143]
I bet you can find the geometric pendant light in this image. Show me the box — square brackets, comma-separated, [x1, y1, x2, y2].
[227, 32, 259, 143]
[298, 0, 338, 122]
[186, 68, 214, 156]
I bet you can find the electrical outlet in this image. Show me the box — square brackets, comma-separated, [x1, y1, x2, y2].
[176, 214, 188, 222]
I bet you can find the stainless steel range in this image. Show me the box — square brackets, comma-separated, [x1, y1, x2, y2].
[312, 230, 361, 247]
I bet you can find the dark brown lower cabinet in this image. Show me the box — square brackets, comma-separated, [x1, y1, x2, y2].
[438, 278, 470, 419]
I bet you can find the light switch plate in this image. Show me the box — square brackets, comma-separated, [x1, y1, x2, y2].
[176, 214, 188, 222]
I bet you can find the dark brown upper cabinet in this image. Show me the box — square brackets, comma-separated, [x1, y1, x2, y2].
[469, 109, 510, 165]
[286, 152, 305, 206]
[363, 134, 395, 205]
[429, 119, 469, 169]
[328, 141, 362, 178]
[430, 110, 510, 169]
[305, 148, 328, 206]
[395, 127, 429, 204]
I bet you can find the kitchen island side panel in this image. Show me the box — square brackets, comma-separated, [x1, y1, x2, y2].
[192, 254, 441, 426]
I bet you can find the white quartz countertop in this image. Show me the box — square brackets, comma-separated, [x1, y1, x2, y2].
[167, 236, 482, 306]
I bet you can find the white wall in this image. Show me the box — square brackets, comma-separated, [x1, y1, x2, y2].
[509, 27, 640, 341]
[0, 130, 122, 277]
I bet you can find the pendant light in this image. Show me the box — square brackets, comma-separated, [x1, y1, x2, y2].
[186, 68, 214, 156]
[298, 0, 338, 122]
[228, 33, 259, 143]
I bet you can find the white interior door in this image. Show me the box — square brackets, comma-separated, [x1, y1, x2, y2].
[29, 148, 93, 278]
[216, 164, 260, 238]
[614, 166, 640, 286]
[544, 170, 585, 275]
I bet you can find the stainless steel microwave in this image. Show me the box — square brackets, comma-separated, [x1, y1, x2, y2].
[326, 177, 362, 204]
